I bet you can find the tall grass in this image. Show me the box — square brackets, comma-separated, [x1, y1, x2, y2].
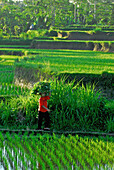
[49, 78, 110, 131]
[0, 78, 112, 132]
[0, 94, 38, 128]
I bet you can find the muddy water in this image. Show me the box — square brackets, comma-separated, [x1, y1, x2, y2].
[1, 146, 32, 170]
[0, 163, 4, 170]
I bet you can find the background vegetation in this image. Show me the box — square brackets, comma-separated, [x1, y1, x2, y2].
[0, 0, 113, 37]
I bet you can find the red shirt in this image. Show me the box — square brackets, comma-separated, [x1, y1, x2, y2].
[39, 96, 50, 112]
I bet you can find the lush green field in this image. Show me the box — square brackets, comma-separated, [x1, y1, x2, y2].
[0, 78, 113, 132]
[0, 133, 113, 170]
[23, 49, 114, 74]
[0, 53, 22, 83]
[0, 48, 113, 132]
[0, 65, 14, 83]
[0, 48, 113, 74]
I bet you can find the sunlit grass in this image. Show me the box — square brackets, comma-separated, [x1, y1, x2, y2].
[0, 49, 114, 76]
[0, 55, 22, 66]
[23, 50, 114, 74]
[0, 55, 21, 59]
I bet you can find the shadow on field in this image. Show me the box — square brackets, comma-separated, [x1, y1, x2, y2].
[57, 72, 114, 99]
[14, 64, 114, 100]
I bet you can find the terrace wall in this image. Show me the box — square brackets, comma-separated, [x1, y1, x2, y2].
[31, 41, 114, 52]
[67, 32, 114, 41]
[31, 41, 94, 50]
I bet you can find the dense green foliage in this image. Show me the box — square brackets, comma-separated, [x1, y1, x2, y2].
[31, 81, 51, 95]
[0, 0, 113, 37]
[49, 79, 113, 132]
[0, 132, 113, 169]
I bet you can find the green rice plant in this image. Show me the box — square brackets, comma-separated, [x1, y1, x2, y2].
[34, 136, 64, 169]
[64, 135, 98, 169]
[5, 145, 18, 170]
[0, 133, 114, 169]
[0, 45, 30, 48]
[22, 141, 37, 169]
[0, 132, 4, 143]
[52, 134, 79, 169]
[14, 48, 114, 74]
[81, 137, 113, 168]
[0, 149, 2, 161]
[24, 139, 46, 169]
[45, 134, 71, 169]
[0, 72, 14, 84]
[0, 83, 29, 96]
[2, 155, 9, 170]
[0, 64, 14, 84]
[12, 135, 29, 169]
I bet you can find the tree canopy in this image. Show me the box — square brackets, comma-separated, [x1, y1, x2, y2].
[0, 0, 113, 35]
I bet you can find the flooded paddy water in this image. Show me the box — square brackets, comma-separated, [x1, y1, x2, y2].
[0, 133, 114, 170]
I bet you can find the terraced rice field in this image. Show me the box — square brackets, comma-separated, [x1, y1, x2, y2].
[0, 48, 114, 74]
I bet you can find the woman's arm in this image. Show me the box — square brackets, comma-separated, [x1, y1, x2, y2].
[42, 105, 50, 112]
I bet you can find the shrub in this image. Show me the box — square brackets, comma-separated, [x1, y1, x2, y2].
[20, 29, 48, 40]
[93, 27, 102, 33]
[20, 32, 28, 40]
[36, 29, 48, 37]
[27, 30, 39, 39]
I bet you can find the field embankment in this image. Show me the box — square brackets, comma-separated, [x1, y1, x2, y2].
[66, 31, 114, 41]
[31, 40, 114, 52]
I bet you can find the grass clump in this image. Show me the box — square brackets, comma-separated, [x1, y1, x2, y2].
[0, 95, 38, 128]
[49, 78, 111, 132]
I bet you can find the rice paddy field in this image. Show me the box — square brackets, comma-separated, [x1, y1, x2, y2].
[0, 48, 114, 75]
[0, 46, 114, 170]
[25, 49, 114, 74]
[0, 132, 114, 170]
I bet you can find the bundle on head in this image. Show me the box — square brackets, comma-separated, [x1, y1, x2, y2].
[31, 81, 51, 95]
